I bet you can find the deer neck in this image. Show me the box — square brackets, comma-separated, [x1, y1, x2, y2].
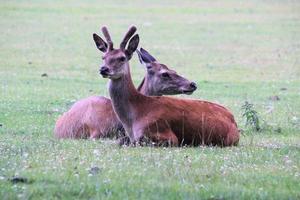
[108, 63, 143, 128]
[137, 77, 160, 96]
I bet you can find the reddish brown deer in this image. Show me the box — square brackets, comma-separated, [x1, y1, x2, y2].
[96, 26, 240, 146]
[54, 47, 197, 139]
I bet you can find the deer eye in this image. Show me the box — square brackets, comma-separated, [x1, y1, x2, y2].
[161, 72, 170, 78]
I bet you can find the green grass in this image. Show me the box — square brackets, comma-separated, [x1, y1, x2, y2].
[1, 0, 300, 199]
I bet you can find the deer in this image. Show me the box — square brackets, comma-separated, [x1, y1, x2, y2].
[54, 47, 197, 139]
[95, 25, 240, 146]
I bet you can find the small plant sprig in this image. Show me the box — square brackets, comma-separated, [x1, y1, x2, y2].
[241, 101, 261, 131]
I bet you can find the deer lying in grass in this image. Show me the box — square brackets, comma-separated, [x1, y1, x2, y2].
[96, 26, 240, 146]
[54, 48, 197, 139]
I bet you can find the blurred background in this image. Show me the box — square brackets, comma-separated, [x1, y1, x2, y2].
[1, 1, 300, 199]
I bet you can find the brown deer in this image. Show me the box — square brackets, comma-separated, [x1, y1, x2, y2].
[54, 47, 197, 139]
[96, 26, 240, 146]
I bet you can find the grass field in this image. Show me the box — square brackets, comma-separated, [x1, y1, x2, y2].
[1, 0, 300, 199]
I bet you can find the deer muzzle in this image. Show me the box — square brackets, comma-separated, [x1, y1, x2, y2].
[100, 66, 109, 77]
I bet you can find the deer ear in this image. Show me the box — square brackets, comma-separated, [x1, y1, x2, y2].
[93, 33, 107, 52]
[140, 48, 156, 62]
[136, 49, 151, 65]
[126, 34, 139, 58]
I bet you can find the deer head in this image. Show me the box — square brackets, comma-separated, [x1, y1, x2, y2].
[137, 48, 197, 95]
[93, 26, 197, 96]
[93, 26, 139, 80]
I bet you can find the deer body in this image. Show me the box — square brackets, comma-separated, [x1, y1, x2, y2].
[94, 26, 239, 146]
[134, 98, 238, 146]
[55, 96, 119, 139]
[108, 63, 239, 146]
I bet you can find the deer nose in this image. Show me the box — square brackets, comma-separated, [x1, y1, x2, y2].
[190, 82, 197, 90]
[100, 66, 109, 75]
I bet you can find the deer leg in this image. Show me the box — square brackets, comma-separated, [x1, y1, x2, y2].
[90, 132, 99, 139]
[150, 129, 179, 147]
[89, 129, 101, 139]
[118, 136, 131, 146]
[224, 128, 240, 146]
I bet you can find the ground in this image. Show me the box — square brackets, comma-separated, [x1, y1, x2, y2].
[0, 0, 300, 199]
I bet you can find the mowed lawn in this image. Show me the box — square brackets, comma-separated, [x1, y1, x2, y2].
[1, 0, 300, 199]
